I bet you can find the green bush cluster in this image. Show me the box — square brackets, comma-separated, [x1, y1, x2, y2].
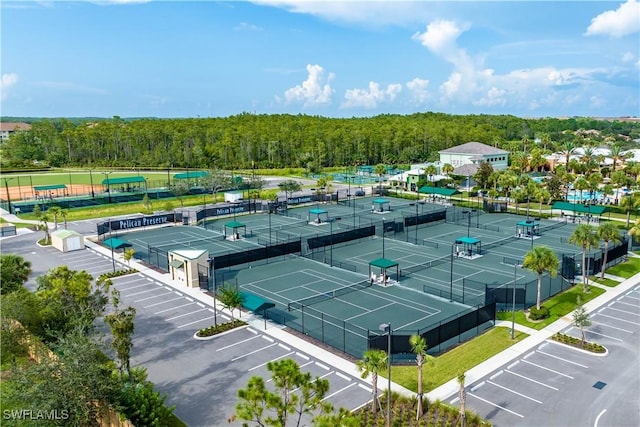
[196, 319, 247, 337]
[552, 333, 605, 353]
[99, 269, 137, 280]
[528, 306, 550, 320]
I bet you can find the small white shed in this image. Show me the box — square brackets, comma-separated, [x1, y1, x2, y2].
[51, 229, 85, 252]
[168, 249, 209, 288]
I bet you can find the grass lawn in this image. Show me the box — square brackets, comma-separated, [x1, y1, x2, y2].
[590, 276, 621, 287]
[388, 327, 528, 393]
[606, 257, 640, 279]
[496, 284, 605, 330]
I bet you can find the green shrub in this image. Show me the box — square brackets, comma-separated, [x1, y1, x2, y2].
[551, 333, 605, 353]
[529, 306, 549, 320]
[99, 268, 137, 280]
[196, 319, 247, 337]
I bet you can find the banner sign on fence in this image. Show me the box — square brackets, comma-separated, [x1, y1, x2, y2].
[97, 212, 181, 236]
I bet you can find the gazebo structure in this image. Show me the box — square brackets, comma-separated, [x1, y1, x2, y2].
[308, 208, 329, 225]
[368, 258, 399, 287]
[102, 176, 147, 194]
[454, 237, 482, 259]
[224, 220, 247, 240]
[371, 198, 391, 214]
[516, 220, 540, 240]
[418, 186, 460, 204]
[34, 184, 68, 199]
[551, 201, 607, 224]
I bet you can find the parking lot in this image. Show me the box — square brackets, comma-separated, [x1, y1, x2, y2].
[448, 285, 640, 427]
[4, 233, 374, 426]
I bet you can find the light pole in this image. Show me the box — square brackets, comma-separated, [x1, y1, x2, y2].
[462, 210, 471, 238]
[511, 264, 521, 339]
[3, 177, 16, 214]
[207, 257, 218, 326]
[108, 221, 116, 273]
[450, 242, 456, 301]
[104, 172, 113, 204]
[381, 218, 386, 258]
[379, 322, 392, 427]
[89, 169, 95, 198]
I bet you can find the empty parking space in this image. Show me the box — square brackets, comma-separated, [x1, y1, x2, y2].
[450, 284, 640, 427]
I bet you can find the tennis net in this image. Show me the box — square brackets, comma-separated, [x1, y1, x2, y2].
[287, 280, 372, 311]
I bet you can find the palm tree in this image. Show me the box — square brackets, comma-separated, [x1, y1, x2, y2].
[442, 163, 454, 176]
[47, 206, 62, 230]
[410, 334, 428, 419]
[569, 224, 599, 292]
[523, 246, 559, 310]
[573, 177, 589, 203]
[561, 140, 576, 168]
[535, 187, 551, 214]
[38, 212, 52, 245]
[356, 349, 387, 418]
[123, 248, 136, 267]
[620, 195, 639, 228]
[457, 371, 467, 427]
[609, 144, 622, 172]
[628, 219, 640, 244]
[597, 222, 621, 280]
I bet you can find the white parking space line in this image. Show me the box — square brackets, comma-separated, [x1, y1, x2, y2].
[597, 313, 640, 326]
[261, 336, 274, 343]
[315, 362, 329, 371]
[296, 352, 309, 360]
[521, 360, 574, 378]
[174, 291, 183, 297]
[120, 283, 155, 292]
[322, 383, 356, 401]
[505, 370, 558, 390]
[196, 302, 204, 308]
[143, 296, 184, 308]
[248, 351, 295, 371]
[126, 288, 165, 297]
[166, 308, 208, 321]
[590, 320, 634, 333]
[216, 335, 260, 352]
[595, 409, 607, 427]
[278, 343, 291, 351]
[486, 380, 543, 403]
[606, 306, 640, 316]
[335, 371, 351, 381]
[231, 343, 278, 361]
[623, 294, 640, 300]
[154, 302, 195, 315]
[581, 329, 624, 342]
[536, 349, 589, 368]
[617, 300, 639, 308]
[468, 393, 524, 418]
[177, 316, 215, 328]
[135, 293, 173, 303]
[186, 297, 194, 302]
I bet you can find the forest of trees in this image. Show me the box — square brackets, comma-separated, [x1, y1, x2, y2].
[2, 113, 639, 170]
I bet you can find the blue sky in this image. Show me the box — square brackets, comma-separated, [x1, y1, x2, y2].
[1, 1, 639, 118]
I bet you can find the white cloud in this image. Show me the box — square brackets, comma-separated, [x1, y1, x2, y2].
[341, 81, 402, 109]
[622, 51, 636, 63]
[412, 20, 469, 55]
[250, 0, 431, 27]
[283, 64, 334, 107]
[585, 0, 640, 38]
[235, 22, 263, 31]
[405, 78, 430, 104]
[1, 73, 18, 100]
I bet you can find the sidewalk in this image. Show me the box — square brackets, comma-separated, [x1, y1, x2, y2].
[426, 270, 640, 402]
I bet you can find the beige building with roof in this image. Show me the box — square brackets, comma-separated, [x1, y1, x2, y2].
[0, 122, 32, 141]
[439, 142, 509, 172]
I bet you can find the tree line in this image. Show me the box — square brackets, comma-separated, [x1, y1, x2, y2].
[2, 113, 639, 170]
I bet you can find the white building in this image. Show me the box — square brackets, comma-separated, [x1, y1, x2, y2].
[0, 122, 31, 141]
[439, 142, 509, 172]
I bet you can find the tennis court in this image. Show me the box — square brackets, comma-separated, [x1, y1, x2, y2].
[108, 196, 621, 357]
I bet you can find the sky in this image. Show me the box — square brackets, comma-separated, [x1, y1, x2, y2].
[1, 0, 639, 119]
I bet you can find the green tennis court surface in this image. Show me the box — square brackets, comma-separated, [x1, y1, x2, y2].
[112, 197, 616, 357]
